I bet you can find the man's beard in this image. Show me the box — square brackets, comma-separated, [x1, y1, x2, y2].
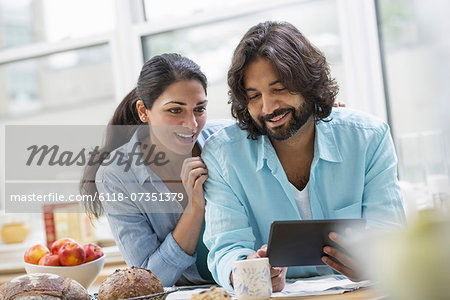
[253, 102, 314, 141]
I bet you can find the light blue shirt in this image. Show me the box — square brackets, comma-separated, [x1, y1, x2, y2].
[202, 108, 406, 291]
[96, 119, 233, 286]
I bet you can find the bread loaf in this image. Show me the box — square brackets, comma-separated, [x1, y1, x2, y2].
[0, 273, 90, 300]
[98, 266, 163, 300]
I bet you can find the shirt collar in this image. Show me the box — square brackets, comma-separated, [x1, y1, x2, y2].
[124, 126, 159, 185]
[315, 119, 343, 163]
[255, 118, 343, 171]
[256, 135, 283, 172]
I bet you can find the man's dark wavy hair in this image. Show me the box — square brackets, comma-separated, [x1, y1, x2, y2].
[228, 21, 339, 139]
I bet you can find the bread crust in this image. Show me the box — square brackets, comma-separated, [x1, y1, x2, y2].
[98, 266, 163, 300]
[0, 273, 89, 300]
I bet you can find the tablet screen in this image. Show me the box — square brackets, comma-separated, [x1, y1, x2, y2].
[267, 219, 366, 267]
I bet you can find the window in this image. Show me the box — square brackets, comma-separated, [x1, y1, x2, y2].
[378, 0, 450, 181]
[143, 0, 260, 22]
[0, 44, 113, 116]
[142, 0, 345, 119]
[0, 0, 114, 50]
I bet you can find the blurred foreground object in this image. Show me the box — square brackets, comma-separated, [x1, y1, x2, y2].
[369, 209, 450, 299]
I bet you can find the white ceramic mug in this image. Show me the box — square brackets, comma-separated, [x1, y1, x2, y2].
[232, 257, 272, 300]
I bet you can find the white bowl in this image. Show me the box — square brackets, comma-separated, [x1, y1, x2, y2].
[24, 254, 105, 288]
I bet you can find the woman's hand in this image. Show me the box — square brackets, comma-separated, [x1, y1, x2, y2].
[180, 156, 208, 211]
[173, 156, 208, 256]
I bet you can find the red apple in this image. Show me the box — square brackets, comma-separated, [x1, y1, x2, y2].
[24, 244, 50, 265]
[38, 253, 61, 266]
[51, 238, 76, 254]
[83, 243, 104, 263]
[58, 241, 86, 266]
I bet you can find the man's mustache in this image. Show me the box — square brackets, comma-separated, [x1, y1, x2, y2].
[259, 108, 294, 122]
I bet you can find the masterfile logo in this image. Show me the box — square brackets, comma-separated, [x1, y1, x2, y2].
[4, 125, 189, 213]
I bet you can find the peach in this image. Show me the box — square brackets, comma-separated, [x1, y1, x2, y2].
[51, 238, 76, 254]
[38, 253, 61, 266]
[83, 243, 104, 263]
[24, 244, 50, 265]
[58, 241, 86, 266]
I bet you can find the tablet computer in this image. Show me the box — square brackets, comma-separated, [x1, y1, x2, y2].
[266, 219, 366, 267]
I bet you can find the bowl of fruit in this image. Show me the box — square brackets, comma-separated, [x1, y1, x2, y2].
[24, 238, 105, 288]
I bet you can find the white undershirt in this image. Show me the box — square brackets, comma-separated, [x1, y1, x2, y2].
[289, 181, 312, 220]
[290, 182, 333, 275]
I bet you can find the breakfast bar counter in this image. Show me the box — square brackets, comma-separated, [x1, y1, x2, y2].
[164, 286, 381, 300]
[1, 261, 383, 299]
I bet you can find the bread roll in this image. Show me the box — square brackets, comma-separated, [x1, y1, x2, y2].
[0, 273, 89, 300]
[98, 266, 163, 300]
[190, 286, 231, 300]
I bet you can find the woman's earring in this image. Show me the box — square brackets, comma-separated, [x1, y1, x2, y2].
[141, 115, 147, 122]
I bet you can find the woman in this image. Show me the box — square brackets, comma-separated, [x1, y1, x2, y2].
[80, 53, 231, 286]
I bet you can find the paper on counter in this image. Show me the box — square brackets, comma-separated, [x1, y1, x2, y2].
[167, 275, 372, 299]
[167, 287, 211, 300]
[272, 275, 372, 297]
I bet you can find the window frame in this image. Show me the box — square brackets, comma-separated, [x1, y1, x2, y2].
[0, 0, 388, 121]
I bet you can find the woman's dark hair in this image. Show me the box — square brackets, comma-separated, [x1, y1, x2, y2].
[80, 53, 207, 219]
[228, 21, 339, 139]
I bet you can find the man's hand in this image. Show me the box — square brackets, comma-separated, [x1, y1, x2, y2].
[247, 245, 287, 292]
[321, 232, 364, 282]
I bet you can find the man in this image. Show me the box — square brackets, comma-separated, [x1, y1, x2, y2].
[202, 21, 406, 292]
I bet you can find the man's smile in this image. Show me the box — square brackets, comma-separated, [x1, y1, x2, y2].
[266, 111, 290, 127]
